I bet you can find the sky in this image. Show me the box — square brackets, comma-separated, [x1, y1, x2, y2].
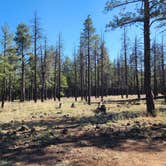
[0, 0, 163, 60]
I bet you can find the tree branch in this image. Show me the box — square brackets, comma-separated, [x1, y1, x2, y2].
[150, 17, 166, 26]
[105, 0, 142, 11]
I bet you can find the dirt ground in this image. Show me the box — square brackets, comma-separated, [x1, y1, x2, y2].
[0, 97, 166, 166]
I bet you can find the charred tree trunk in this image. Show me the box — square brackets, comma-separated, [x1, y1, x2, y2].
[97, 53, 100, 98]
[161, 35, 166, 102]
[58, 34, 61, 101]
[101, 42, 104, 102]
[87, 30, 91, 105]
[21, 44, 25, 102]
[80, 48, 84, 101]
[153, 39, 158, 98]
[144, 0, 155, 115]
[54, 49, 57, 101]
[34, 15, 37, 103]
[94, 43, 97, 98]
[1, 35, 7, 108]
[41, 55, 44, 102]
[134, 37, 140, 99]
[123, 27, 128, 98]
[74, 50, 78, 102]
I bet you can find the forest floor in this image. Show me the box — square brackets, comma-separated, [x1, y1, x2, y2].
[0, 96, 166, 166]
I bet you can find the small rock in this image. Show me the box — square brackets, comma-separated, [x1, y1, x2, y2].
[95, 124, 100, 130]
[61, 128, 68, 135]
[40, 115, 44, 118]
[31, 127, 36, 133]
[18, 125, 29, 132]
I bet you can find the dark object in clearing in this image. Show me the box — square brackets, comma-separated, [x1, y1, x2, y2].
[17, 125, 29, 132]
[31, 127, 36, 133]
[59, 102, 62, 108]
[71, 103, 75, 108]
[61, 128, 68, 134]
[95, 104, 107, 114]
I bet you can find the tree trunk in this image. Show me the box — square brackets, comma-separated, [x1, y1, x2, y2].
[123, 27, 128, 98]
[144, 0, 155, 115]
[153, 40, 158, 98]
[101, 42, 104, 102]
[87, 30, 91, 105]
[41, 55, 45, 102]
[94, 45, 97, 98]
[58, 34, 61, 101]
[21, 45, 25, 102]
[161, 35, 166, 102]
[134, 37, 140, 99]
[74, 50, 78, 102]
[54, 50, 57, 101]
[80, 48, 84, 101]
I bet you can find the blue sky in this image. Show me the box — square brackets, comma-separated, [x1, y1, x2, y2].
[0, 0, 163, 60]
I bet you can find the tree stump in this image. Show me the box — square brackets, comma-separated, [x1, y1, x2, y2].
[59, 102, 62, 108]
[71, 103, 75, 108]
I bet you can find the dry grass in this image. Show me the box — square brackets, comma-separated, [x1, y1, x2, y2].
[0, 96, 166, 166]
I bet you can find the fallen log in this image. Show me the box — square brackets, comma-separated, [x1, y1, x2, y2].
[91, 96, 166, 104]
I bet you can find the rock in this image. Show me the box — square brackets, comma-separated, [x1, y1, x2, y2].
[95, 124, 100, 130]
[61, 128, 68, 135]
[40, 115, 44, 118]
[31, 127, 36, 133]
[49, 131, 54, 137]
[142, 122, 147, 126]
[18, 125, 29, 132]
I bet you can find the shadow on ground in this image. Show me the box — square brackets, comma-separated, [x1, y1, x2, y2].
[0, 108, 166, 165]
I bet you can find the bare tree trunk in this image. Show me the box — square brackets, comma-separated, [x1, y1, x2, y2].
[41, 55, 44, 102]
[1, 36, 7, 108]
[97, 54, 100, 98]
[134, 37, 140, 99]
[144, 0, 155, 115]
[101, 42, 104, 102]
[94, 44, 97, 98]
[21, 45, 25, 102]
[153, 39, 158, 98]
[87, 30, 91, 105]
[34, 15, 37, 103]
[74, 50, 78, 102]
[80, 48, 84, 101]
[54, 49, 57, 101]
[140, 56, 144, 94]
[123, 27, 128, 98]
[58, 34, 61, 101]
[161, 35, 166, 102]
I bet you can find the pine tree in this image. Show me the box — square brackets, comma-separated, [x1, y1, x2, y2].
[105, 0, 166, 115]
[15, 23, 31, 102]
